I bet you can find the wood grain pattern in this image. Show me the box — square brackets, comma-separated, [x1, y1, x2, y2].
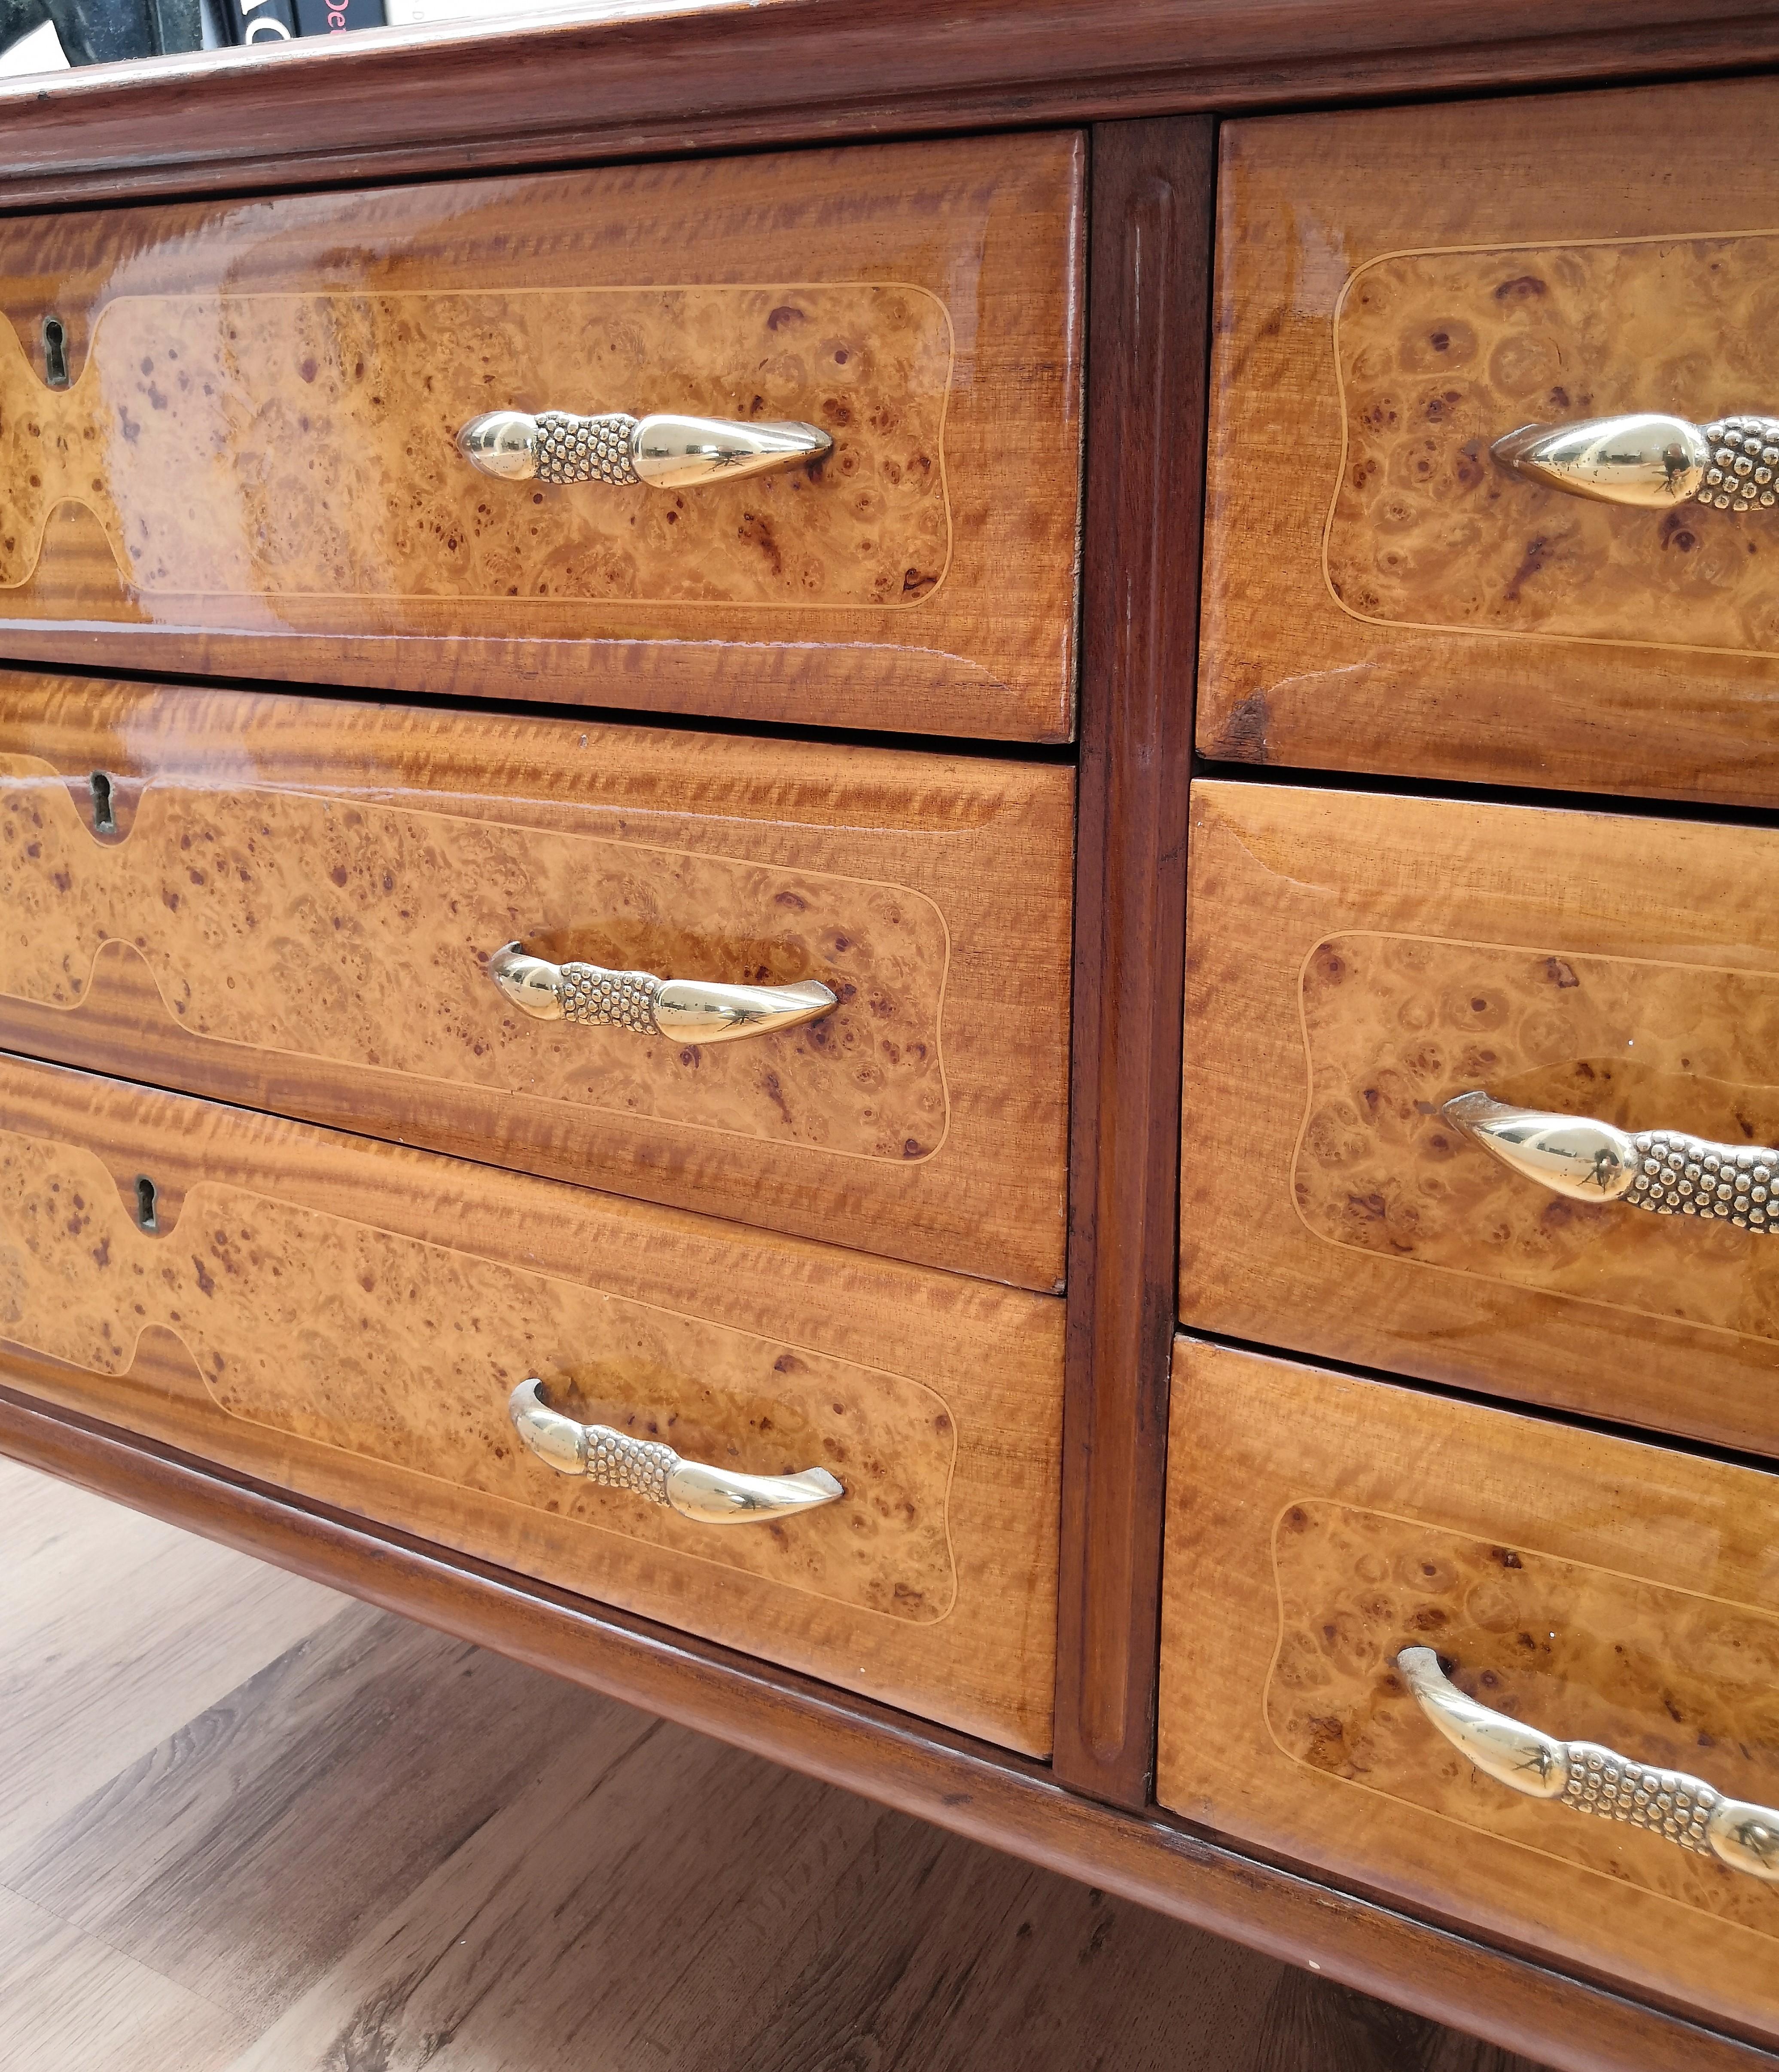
[1158, 1338, 1779, 2045]
[0, 1456, 342, 1864]
[10, 1400, 1769, 2072]
[1, 1, 1777, 214]
[0, 1465, 1555, 2072]
[1, 284, 950, 608]
[1268, 1501, 1779, 1930]
[0, 673, 1072, 1289]
[0, 137, 1083, 742]
[1200, 79, 1779, 806]
[0, 1052, 1062, 1753]
[1326, 240, 1779, 656]
[1182, 780, 1779, 1457]
[1295, 937, 1779, 1334]
[1054, 115, 1210, 1810]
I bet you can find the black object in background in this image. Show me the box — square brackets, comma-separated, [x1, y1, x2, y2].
[1, 0, 200, 62]
[293, 0, 384, 31]
[219, 0, 297, 41]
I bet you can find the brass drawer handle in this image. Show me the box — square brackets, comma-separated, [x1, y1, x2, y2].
[457, 409, 832, 489]
[1398, 1648, 1779, 1884]
[1493, 411, 1779, 513]
[488, 943, 836, 1046]
[1444, 1090, 1779, 1232]
[509, 1379, 844, 1524]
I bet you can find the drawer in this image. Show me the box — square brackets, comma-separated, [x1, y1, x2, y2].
[0, 671, 1072, 1291]
[1183, 779, 1779, 1458]
[0, 135, 1082, 744]
[1158, 1340, 1779, 2043]
[0, 1053, 1062, 1753]
[1200, 78, 1779, 808]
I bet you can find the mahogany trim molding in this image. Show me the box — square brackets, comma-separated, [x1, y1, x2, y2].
[2, 2, 1779, 208]
[0, 1379, 1770, 2072]
[1054, 116, 1209, 1810]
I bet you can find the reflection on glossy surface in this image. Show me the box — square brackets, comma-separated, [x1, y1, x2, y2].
[1327, 241, 1779, 653]
[1198, 85, 1779, 800]
[457, 407, 832, 488]
[1398, 1645, 1779, 1884]
[0, 1117, 950, 1616]
[0, 673, 1075, 1289]
[1295, 931, 1779, 1338]
[0, 286, 943, 605]
[1180, 779, 1779, 1457]
[0, 740, 947, 1159]
[1159, 1341, 1779, 2039]
[509, 1378, 846, 1524]
[1491, 412, 1710, 508]
[0, 136, 1086, 738]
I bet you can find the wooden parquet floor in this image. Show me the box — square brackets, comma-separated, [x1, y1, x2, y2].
[0, 1456, 1549, 2072]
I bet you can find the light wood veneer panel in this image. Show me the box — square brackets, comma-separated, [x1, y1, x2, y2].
[0, 135, 1083, 742]
[0, 673, 1072, 1290]
[1182, 780, 1779, 1456]
[1158, 1339, 1779, 2045]
[0, 1054, 1062, 1753]
[1200, 78, 1779, 806]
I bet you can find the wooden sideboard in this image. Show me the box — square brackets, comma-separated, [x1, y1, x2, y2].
[3, 12, 1779, 2070]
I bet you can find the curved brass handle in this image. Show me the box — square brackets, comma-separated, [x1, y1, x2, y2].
[509, 1379, 844, 1524]
[1444, 1090, 1779, 1232]
[1398, 1648, 1779, 1884]
[488, 943, 836, 1046]
[457, 409, 832, 489]
[1493, 411, 1779, 513]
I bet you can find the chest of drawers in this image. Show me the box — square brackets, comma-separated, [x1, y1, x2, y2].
[5, 16, 1779, 2072]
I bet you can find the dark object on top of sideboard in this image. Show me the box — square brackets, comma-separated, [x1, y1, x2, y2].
[0, 0, 197, 62]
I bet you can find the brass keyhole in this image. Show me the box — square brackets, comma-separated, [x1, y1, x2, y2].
[42, 316, 69, 389]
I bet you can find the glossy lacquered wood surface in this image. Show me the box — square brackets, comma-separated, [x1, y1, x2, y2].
[0, 1054, 1063, 1754]
[1182, 780, 1779, 1459]
[1158, 1340, 1779, 2046]
[0, 673, 1071, 1290]
[1200, 78, 1779, 807]
[0, 136, 1083, 742]
[9, 1395, 1767, 2072]
[1055, 116, 1210, 1809]
[3, 1, 1779, 212]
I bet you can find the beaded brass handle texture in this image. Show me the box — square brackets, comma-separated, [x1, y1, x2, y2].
[1494, 411, 1779, 513]
[1443, 1091, 1779, 1233]
[487, 943, 837, 1046]
[457, 408, 831, 489]
[509, 1380, 844, 1526]
[1398, 1648, 1779, 1884]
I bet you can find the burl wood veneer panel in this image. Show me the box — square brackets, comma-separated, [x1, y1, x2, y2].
[0, 134, 1083, 742]
[1182, 780, 1779, 1457]
[1158, 1340, 1779, 2044]
[1201, 78, 1779, 806]
[0, 673, 1071, 1291]
[0, 1054, 1062, 1753]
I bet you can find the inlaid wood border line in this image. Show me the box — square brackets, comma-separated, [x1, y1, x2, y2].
[0, 1382, 1769, 2072]
[1054, 115, 1210, 1810]
[5, 2, 1779, 211]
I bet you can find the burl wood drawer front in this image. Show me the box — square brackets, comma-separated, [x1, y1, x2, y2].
[0, 674, 1071, 1291]
[1158, 1340, 1779, 2043]
[0, 1054, 1062, 1753]
[0, 135, 1082, 743]
[1201, 78, 1779, 808]
[1184, 780, 1779, 1458]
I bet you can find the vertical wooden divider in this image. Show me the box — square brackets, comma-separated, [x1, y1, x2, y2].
[1054, 116, 1215, 1807]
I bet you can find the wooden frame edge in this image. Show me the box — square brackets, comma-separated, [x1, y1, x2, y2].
[1054, 113, 1209, 1807]
[3, 3, 1779, 208]
[1, 1382, 1768, 2072]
